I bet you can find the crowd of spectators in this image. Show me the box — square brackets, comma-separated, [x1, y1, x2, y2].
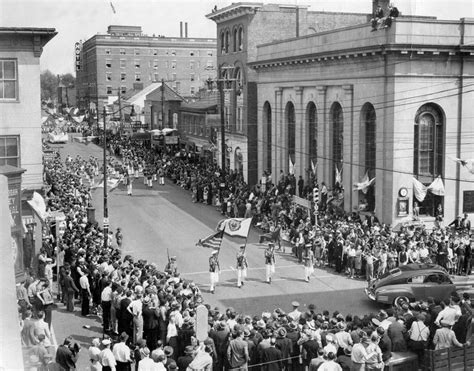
[18, 135, 474, 370]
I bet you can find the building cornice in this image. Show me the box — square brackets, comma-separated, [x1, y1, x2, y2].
[206, 3, 263, 23]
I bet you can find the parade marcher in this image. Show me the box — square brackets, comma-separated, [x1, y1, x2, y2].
[236, 245, 248, 288]
[125, 173, 133, 196]
[209, 250, 220, 294]
[265, 243, 276, 284]
[165, 256, 179, 276]
[304, 246, 315, 282]
[115, 228, 123, 248]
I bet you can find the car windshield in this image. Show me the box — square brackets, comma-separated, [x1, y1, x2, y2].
[379, 267, 401, 279]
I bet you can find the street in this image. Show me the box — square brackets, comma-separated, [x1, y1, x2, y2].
[51, 137, 380, 369]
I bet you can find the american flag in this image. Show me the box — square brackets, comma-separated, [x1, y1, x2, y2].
[196, 230, 224, 249]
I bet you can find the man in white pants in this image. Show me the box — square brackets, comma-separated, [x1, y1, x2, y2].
[265, 243, 275, 284]
[209, 250, 220, 294]
[304, 247, 315, 282]
[125, 174, 133, 196]
[236, 246, 248, 288]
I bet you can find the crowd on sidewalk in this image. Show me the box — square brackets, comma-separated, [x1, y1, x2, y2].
[18, 135, 474, 370]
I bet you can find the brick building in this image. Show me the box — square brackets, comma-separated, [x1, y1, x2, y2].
[206, 3, 368, 184]
[250, 12, 474, 225]
[75, 24, 217, 112]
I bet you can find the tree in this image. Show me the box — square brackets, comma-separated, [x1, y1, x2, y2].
[40, 70, 57, 101]
[60, 73, 75, 87]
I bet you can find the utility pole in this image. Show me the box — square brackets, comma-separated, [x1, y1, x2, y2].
[118, 88, 123, 135]
[161, 78, 165, 129]
[102, 106, 109, 251]
[218, 79, 226, 177]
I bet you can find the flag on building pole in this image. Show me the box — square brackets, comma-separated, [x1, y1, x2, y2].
[289, 158, 295, 175]
[196, 229, 224, 249]
[110, 1, 116, 13]
[450, 156, 474, 175]
[311, 160, 317, 176]
[217, 218, 252, 238]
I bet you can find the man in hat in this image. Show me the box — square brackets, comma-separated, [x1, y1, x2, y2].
[115, 227, 123, 248]
[177, 345, 195, 371]
[100, 338, 117, 371]
[165, 256, 178, 276]
[236, 245, 249, 288]
[113, 332, 132, 371]
[265, 243, 276, 284]
[261, 337, 282, 371]
[275, 327, 292, 369]
[209, 250, 220, 294]
[288, 301, 301, 322]
[227, 327, 250, 370]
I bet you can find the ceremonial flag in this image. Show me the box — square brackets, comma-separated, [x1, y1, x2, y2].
[217, 218, 252, 238]
[92, 176, 123, 192]
[196, 230, 224, 249]
[110, 1, 116, 13]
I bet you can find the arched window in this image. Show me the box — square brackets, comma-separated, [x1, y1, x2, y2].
[263, 101, 272, 173]
[233, 28, 238, 52]
[361, 103, 376, 212]
[286, 102, 296, 168]
[220, 31, 225, 54]
[225, 30, 230, 53]
[238, 27, 244, 51]
[330, 102, 344, 185]
[414, 103, 444, 216]
[306, 102, 317, 169]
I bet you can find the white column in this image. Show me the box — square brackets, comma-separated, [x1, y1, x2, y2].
[295, 86, 305, 179]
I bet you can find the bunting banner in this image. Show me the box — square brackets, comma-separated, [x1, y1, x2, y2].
[413, 177, 427, 202]
[335, 165, 342, 185]
[311, 160, 317, 175]
[353, 172, 375, 194]
[427, 175, 445, 196]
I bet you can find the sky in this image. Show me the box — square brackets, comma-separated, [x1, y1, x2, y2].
[1, 0, 473, 75]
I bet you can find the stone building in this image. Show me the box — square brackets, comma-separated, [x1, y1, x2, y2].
[250, 16, 474, 224]
[207, 3, 369, 184]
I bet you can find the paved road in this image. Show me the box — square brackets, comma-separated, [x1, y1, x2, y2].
[49, 137, 381, 369]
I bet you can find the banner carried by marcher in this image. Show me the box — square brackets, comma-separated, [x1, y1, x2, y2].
[217, 218, 252, 238]
[196, 230, 224, 249]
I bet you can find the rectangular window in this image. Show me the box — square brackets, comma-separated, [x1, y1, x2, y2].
[120, 86, 126, 95]
[120, 48, 126, 55]
[134, 60, 140, 68]
[207, 50, 213, 56]
[190, 51, 195, 56]
[153, 49, 158, 56]
[0, 136, 19, 166]
[135, 74, 141, 82]
[190, 73, 195, 82]
[106, 72, 112, 81]
[171, 61, 177, 69]
[121, 72, 126, 81]
[120, 59, 126, 68]
[0, 60, 17, 100]
[134, 49, 140, 55]
[463, 191, 474, 213]
[190, 61, 195, 69]
[171, 50, 176, 56]
[105, 59, 112, 68]
[153, 60, 158, 69]
[172, 73, 177, 81]
[154, 73, 159, 81]
[106, 86, 113, 95]
[206, 60, 213, 69]
[175, 82, 181, 93]
[190, 86, 195, 95]
[105, 49, 111, 55]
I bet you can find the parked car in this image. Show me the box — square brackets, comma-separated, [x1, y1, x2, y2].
[48, 132, 68, 144]
[365, 263, 474, 306]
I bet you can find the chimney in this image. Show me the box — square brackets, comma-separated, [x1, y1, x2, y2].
[180, 21, 183, 38]
[185, 22, 188, 38]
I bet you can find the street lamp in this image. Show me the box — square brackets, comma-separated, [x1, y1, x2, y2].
[102, 104, 135, 251]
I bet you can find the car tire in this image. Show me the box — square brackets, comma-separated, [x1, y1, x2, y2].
[394, 296, 410, 308]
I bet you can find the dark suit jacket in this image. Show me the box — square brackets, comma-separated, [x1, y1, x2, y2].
[261, 346, 282, 371]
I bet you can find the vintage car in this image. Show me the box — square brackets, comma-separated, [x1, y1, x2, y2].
[47, 132, 68, 144]
[365, 263, 474, 306]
